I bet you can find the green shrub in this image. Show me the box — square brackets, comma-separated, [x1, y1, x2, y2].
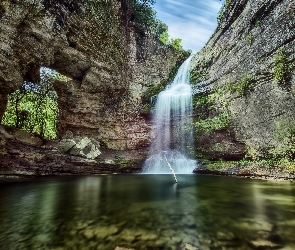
[193, 95, 214, 109]
[140, 103, 152, 114]
[268, 118, 295, 159]
[1, 69, 61, 140]
[195, 113, 230, 134]
[217, 0, 231, 23]
[273, 48, 294, 85]
[230, 73, 254, 96]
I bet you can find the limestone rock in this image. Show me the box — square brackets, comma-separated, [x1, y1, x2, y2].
[0, 0, 183, 153]
[192, 0, 295, 159]
[0, 125, 42, 146]
[58, 136, 101, 159]
[58, 139, 76, 154]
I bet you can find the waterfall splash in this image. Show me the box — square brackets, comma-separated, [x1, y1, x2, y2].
[142, 55, 197, 174]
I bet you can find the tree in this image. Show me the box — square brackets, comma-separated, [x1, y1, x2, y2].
[151, 19, 168, 38]
[1, 69, 61, 140]
[159, 30, 169, 44]
[124, 0, 157, 28]
[170, 38, 183, 51]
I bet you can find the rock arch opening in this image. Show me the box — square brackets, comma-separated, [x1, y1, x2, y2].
[0, 67, 70, 140]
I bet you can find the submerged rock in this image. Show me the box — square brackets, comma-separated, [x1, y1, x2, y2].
[216, 231, 238, 241]
[248, 228, 283, 249]
[248, 239, 283, 249]
[181, 243, 200, 250]
[114, 247, 136, 250]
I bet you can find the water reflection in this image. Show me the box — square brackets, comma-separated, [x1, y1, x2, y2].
[0, 175, 295, 249]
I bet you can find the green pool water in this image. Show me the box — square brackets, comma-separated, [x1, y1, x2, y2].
[0, 174, 294, 249]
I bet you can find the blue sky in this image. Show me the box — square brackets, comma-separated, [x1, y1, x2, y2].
[153, 0, 224, 53]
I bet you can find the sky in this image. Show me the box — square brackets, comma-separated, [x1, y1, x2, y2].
[153, 0, 224, 53]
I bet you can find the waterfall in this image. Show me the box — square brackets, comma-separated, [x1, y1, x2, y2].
[142, 55, 197, 174]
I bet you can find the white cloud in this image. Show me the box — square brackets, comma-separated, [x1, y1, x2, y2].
[154, 0, 222, 52]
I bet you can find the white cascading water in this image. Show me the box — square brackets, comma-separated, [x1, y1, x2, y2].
[142, 55, 197, 174]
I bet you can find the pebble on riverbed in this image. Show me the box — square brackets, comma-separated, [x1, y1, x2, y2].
[248, 239, 283, 249]
[114, 247, 136, 250]
[180, 243, 200, 250]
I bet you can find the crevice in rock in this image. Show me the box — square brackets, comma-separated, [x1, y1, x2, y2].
[250, 0, 284, 29]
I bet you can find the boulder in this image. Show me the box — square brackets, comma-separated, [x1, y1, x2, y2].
[58, 136, 101, 159]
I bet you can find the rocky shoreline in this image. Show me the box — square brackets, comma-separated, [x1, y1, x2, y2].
[194, 163, 295, 181]
[0, 125, 145, 179]
[2, 125, 295, 181]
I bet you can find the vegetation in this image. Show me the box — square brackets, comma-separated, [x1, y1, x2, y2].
[152, 19, 168, 40]
[159, 31, 190, 54]
[273, 47, 294, 85]
[245, 33, 254, 44]
[190, 53, 214, 83]
[230, 73, 254, 96]
[195, 113, 230, 134]
[193, 83, 231, 136]
[268, 118, 295, 159]
[193, 94, 215, 111]
[254, 20, 261, 27]
[217, 0, 231, 24]
[1, 69, 64, 140]
[128, 0, 156, 28]
[142, 81, 166, 103]
[200, 158, 295, 171]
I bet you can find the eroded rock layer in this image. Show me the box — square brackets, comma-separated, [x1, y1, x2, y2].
[0, 0, 184, 153]
[192, 0, 295, 159]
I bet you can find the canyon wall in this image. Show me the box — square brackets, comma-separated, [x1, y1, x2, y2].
[192, 0, 295, 160]
[0, 0, 184, 153]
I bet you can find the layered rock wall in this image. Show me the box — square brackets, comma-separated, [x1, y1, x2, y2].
[192, 0, 295, 159]
[0, 0, 183, 152]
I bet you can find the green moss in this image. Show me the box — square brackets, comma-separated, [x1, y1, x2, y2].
[200, 159, 238, 170]
[143, 82, 166, 103]
[193, 84, 232, 133]
[193, 94, 215, 110]
[254, 20, 261, 27]
[190, 54, 213, 83]
[245, 34, 254, 44]
[227, 44, 236, 51]
[140, 103, 152, 115]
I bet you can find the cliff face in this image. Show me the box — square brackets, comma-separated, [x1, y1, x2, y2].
[0, 0, 183, 152]
[192, 0, 295, 160]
